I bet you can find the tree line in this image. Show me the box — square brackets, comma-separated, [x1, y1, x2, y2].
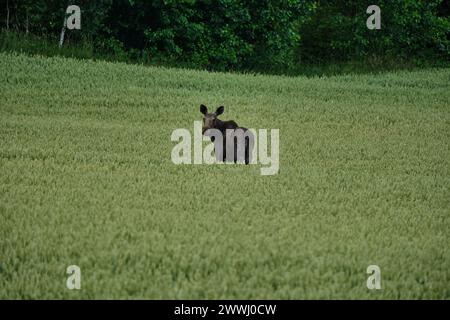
[1, 0, 449, 73]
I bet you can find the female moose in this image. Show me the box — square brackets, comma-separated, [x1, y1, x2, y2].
[200, 104, 254, 165]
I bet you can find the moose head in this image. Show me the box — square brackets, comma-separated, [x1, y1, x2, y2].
[200, 104, 224, 134]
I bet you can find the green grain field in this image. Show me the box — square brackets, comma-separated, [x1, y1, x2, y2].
[0, 52, 449, 299]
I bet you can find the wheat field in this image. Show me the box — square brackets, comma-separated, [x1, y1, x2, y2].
[0, 52, 449, 299]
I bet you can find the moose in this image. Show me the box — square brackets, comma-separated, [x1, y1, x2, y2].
[200, 104, 254, 165]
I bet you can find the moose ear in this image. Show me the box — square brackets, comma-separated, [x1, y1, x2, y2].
[200, 104, 208, 115]
[216, 106, 224, 115]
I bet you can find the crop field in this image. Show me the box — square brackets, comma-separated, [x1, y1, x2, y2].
[0, 52, 449, 299]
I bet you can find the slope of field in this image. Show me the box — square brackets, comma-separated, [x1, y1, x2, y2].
[0, 52, 449, 299]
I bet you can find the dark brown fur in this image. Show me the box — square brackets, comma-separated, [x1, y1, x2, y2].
[200, 104, 252, 164]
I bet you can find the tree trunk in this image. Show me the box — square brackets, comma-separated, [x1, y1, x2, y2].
[26, 10, 29, 34]
[59, 2, 70, 48]
[14, 1, 19, 31]
[6, 0, 10, 30]
[59, 16, 67, 48]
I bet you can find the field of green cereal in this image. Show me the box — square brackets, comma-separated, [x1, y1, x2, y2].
[0, 52, 449, 299]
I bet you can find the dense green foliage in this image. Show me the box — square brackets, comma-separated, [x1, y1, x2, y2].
[1, 0, 449, 73]
[1, 53, 449, 298]
[299, 0, 450, 63]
